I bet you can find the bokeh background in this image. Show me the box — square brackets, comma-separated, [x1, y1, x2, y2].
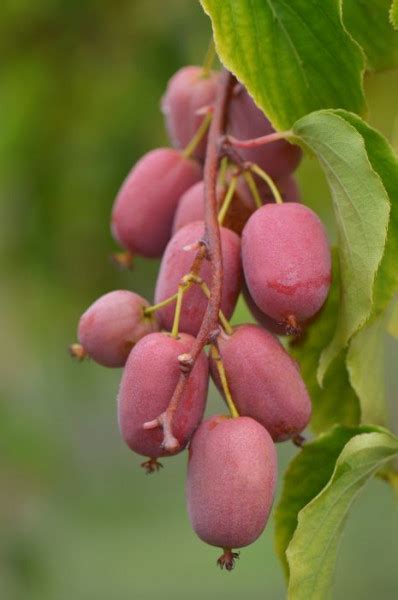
[1, 2, 398, 599]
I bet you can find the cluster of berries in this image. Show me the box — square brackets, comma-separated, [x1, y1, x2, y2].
[71, 64, 331, 570]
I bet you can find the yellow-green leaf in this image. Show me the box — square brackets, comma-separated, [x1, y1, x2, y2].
[286, 429, 398, 600]
[391, 0, 398, 29]
[344, 0, 398, 71]
[290, 253, 359, 434]
[200, 0, 365, 129]
[292, 111, 390, 382]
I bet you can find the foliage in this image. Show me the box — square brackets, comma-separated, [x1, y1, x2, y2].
[276, 426, 398, 599]
[201, 1, 398, 597]
[200, 0, 365, 130]
[1, 0, 397, 598]
[343, 0, 398, 70]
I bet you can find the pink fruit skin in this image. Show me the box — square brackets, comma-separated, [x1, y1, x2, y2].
[186, 415, 277, 549]
[172, 180, 252, 235]
[111, 148, 201, 258]
[118, 332, 209, 457]
[242, 283, 288, 336]
[155, 221, 242, 336]
[78, 290, 159, 368]
[242, 203, 332, 324]
[161, 66, 220, 161]
[172, 181, 207, 233]
[228, 86, 302, 180]
[210, 325, 311, 441]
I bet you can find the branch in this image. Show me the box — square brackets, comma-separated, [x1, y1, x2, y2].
[144, 69, 234, 452]
[222, 130, 292, 149]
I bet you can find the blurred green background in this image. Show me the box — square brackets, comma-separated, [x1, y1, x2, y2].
[1, 2, 397, 599]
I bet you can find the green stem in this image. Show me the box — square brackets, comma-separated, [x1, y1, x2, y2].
[218, 157, 229, 187]
[144, 293, 179, 316]
[218, 175, 238, 225]
[182, 112, 212, 159]
[199, 281, 233, 335]
[171, 283, 185, 339]
[211, 344, 239, 418]
[202, 38, 217, 77]
[250, 164, 283, 205]
[243, 171, 262, 209]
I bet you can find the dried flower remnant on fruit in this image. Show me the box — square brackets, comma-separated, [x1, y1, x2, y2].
[141, 458, 164, 474]
[217, 549, 240, 571]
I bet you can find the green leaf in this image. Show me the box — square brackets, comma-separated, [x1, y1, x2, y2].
[334, 111, 398, 313]
[346, 315, 388, 425]
[387, 298, 398, 337]
[292, 111, 390, 382]
[343, 0, 398, 71]
[391, 0, 398, 29]
[333, 111, 398, 425]
[286, 428, 398, 600]
[275, 425, 372, 577]
[200, 0, 365, 130]
[290, 253, 359, 434]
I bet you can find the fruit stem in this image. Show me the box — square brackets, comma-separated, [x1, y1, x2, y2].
[218, 156, 229, 186]
[226, 130, 293, 149]
[211, 344, 239, 418]
[199, 280, 233, 335]
[218, 175, 238, 225]
[144, 70, 235, 453]
[144, 293, 180, 315]
[182, 111, 212, 159]
[171, 281, 186, 338]
[250, 163, 283, 205]
[242, 170, 262, 209]
[202, 38, 217, 77]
